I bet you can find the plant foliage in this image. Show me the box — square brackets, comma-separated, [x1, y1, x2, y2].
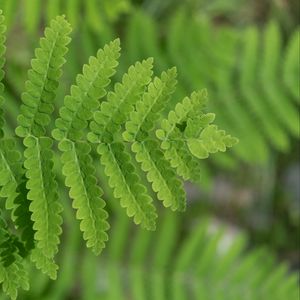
[10, 210, 300, 300]
[0, 10, 239, 299]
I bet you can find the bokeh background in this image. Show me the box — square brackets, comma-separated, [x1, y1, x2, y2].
[0, 0, 299, 299]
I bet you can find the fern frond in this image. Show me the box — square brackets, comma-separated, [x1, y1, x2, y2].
[52, 38, 120, 142]
[52, 40, 120, 254]
[186, 125, 238, 159]
[123, 67, 177, 143]
[88, 58, 153, 144]
[0, 257, 29, 300]
[23, 136, 62, 277]
[0, 215, 29, 299]
[260, 21, 299, 137]
[98, 142, 157, 230]
[132, 140, 186, 211]
[15, 15, 72, 138]
[30, 247, 58, 280]
[60, 140, 109, 255]
[87, 58, 160, 229]
[163, 139, 202, 181]
[239, 26, 289, 151]
[14, 16, 72, 278]
[122, 68, 185, 210]
[156, 90, 237, 175]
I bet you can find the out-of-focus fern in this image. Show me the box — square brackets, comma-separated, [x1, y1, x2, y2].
[1, 0, 131, 34]
[12, 209, 300, 300]
[0, 10, 238, 299]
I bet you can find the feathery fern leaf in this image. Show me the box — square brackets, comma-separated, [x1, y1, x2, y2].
[260, 21, 299, 137]
[0, 257, 29, 300]
[88, 58, 160, 229]
[88, 58, 154, 144]
[123, 67, 178, 143]
[52, 38, 120, 141]
[60, 140, 110, 255]
[15, 15, 72, 278]
[98, 142, 157, 230]
[156, 90, 237, 176]
[123, 68, 186, 210]
[132, 140, 186, 211]
[52, 39, 120, 254]
[23, 136, 62, 278]
[239, 26, 289, 151]
[15, 15, 72, 138]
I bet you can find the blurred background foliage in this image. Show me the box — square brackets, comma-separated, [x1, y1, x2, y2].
[0, 0, 299, 299]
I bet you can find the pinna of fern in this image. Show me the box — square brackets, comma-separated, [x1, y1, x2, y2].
[0, 10, 237, 299]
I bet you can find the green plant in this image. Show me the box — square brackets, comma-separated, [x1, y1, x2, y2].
[0, 11, 238, 299]
[1, 0, 131, 34]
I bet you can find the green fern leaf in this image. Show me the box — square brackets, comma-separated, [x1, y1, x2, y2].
[88, 58, 153, 144]
[156, 90, 237, 162]
[122, 68, 185, 210]
[0, 257, 29, 300]
[123, 67, 177, 143]
[52, 38, 120, 141]
[132, 140, 186, 211]
[60, 140, 109, 255]
[30, 247, 58, 280]
[52, 39, 120, 254]
[88, 58, 160, 229]
[23, 136, 62, 277]
[98, 142, 157, 230]
[239, 26, 289, 151]
[260, 21, 299, 137]
[15, 15, 72, 138]
[186, 125, 238, 159]
[0, 215, 29, 299]
[14, 15, 72, 278]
